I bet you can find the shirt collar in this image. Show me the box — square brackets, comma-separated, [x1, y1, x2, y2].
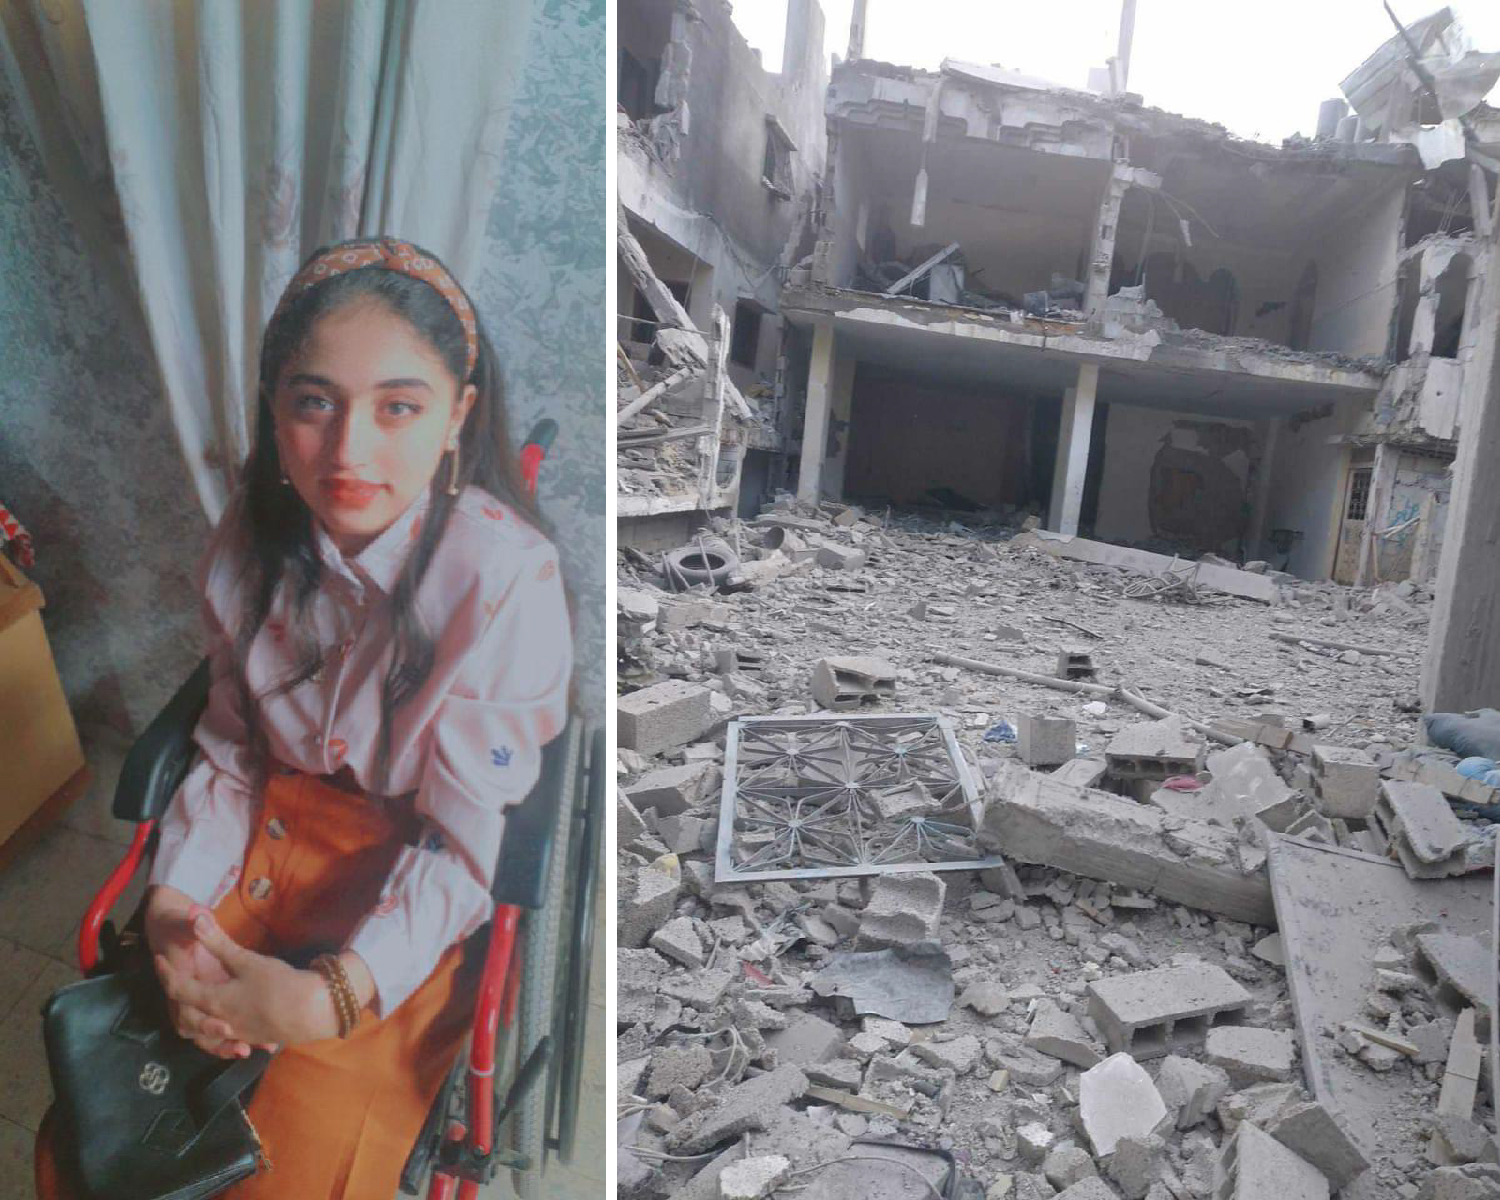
[313, 489, 431, 596]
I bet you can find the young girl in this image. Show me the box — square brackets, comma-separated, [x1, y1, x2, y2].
[35, 237, 573, 1198]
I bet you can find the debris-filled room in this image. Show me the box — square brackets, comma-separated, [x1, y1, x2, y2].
[615, 2, 1500, 1198]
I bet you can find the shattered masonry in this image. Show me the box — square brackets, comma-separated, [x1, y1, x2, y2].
[616, 5, 1500, 1200]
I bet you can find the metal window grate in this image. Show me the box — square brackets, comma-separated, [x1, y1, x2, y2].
[713, 714, 1002, 883]
[1346, 468, 1372, 521]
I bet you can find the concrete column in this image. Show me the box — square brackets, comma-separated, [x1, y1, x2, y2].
[796, 322, 837, 505]
[1355, 442, 1398, 587]
[847, 0, 867, 60]
[1085, 165, 1130, 316]
[1423, 239, 1500, 712]
[1246, 418, 1282, 559]
[824, 349, 857, 499]
[1048, 363, 1099, 536]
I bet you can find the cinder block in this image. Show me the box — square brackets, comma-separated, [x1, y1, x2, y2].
[1372, 781, 1469, 878]
[1057, 648, 1098, 681]
[815, 543, 866, 570]
[1106, 717, 1202, 782]
[855, 871, 945, 953]
[1309, 744, 1379, 818]
[1018, 715, 1077, 768]
[1214, 1120, 1329, 1200]
[625, 760, 720, 817]
[618, 680, 714, 755]
[620, 865, 682, 948]
[1087, 963, 1251, 1059]
[811, 655, 896, 710]
[1204, 1025, 1296, 1085]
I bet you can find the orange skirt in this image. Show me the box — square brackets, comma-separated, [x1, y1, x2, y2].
[36, 770, 478, 1199]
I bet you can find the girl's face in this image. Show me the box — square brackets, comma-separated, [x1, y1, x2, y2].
[273, 299, 474, 557]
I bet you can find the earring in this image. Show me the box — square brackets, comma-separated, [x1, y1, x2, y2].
[446, 442, 461, 496]
[280, 473, 291, 486]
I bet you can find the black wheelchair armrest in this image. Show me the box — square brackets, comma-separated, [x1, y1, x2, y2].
[113, 658, 212, 823]
[490, 721, 579, 910]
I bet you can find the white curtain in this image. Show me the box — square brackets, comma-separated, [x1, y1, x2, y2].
[0, 0, 535, 522]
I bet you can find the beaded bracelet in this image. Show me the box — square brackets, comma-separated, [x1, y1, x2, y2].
[311, 953, 359, 1039]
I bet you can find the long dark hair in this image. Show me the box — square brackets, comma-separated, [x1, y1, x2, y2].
[230, 240, 543, 798]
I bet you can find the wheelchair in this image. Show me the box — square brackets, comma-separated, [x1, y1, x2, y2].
[68, 420, 603, 1199]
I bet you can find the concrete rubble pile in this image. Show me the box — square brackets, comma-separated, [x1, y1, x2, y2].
[617, 499, 1499, 1200]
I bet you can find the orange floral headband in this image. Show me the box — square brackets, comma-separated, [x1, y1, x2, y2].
[272, 238, 479, 378]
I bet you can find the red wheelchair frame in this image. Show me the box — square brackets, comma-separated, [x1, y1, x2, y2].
[74, 419, 600, 1198]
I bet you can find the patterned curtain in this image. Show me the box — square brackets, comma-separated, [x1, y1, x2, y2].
[0, 0, 535, 522]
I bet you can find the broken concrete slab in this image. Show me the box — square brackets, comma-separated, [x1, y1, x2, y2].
[1214, 1120, 1329, 1200]
[1054, 1177, 1119, 1200]
[1087, 963, 1251, 1059]
[1198, 741, 1302, 832]
[1025, 998, 1103, 1068]
[1309, 743, 1379, 818]
[649, 916, 707, 968]
[910, 1032, 984, 1075]
[666, 1064, 811, 1154]
[1438, 1008, 1484, 1119]
[1154, 1055, 1231, 1129]
[764, 1011, 846, 1068]
[1052, 757, 1109, 789]
[856, 871, 946, 953]
[811, 655, 897, 710]
[1017, 531, 1279, 602]
[626, 760, 720, 816]
[1018, 714, 1077, 768]
[980, 762, 1275, 926]
[1079, 1052, 1169, 1157]
[1265, 834, 1492, 1174]
[1265, 1100, 1370, 1190]
[1413, 934, 1494, 1033]
[718, 1155, 790, 1200]
[619, 680, 714, 755]
[1107, 1133, 1167, 1200]
[621, 865, 682, 949]
[1204, 1025, 1296, 1085]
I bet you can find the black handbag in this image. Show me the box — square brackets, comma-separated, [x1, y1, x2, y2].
[41, 962, 274, 1200]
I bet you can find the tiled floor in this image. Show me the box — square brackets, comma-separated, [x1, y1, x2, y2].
[0, 725, 606, 1200]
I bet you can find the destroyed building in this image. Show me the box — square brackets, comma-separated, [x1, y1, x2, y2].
[617, 0, 828, 548]
[617, 8, 1500, 1200]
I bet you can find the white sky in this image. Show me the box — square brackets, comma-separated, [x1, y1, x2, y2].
[729, 0, 1500, 143]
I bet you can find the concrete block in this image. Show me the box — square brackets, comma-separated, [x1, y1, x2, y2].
[1079, 1052, 1169, 1156]
[1108, 1134, 1166, 1200]
[625, 760, 720, 817]
[1204, 1026, 1296, 1085]
[1087, 963, 1251, 1059]
[979, 762, 1275, 926]
[1054, 1182, 1120, 1200]
[618, 587, 660, 636]
[910, 1033, 983, 1075]
[1374, 781, 1470, 878]
[1025, 998, 1102, 1068]
[646, 1044, 714, 1097]
[815, 543, 866, 570]
[719, 1155, 790, 1200]
[1106, 717, 1202, 782]
[650, 916, 706, 968]
[666, 1064, 810, 1154]
[619, 789, 649, 850]
[1017, 714, 1077, 768]
[619, 681, 714, 755]
[1199, 742, 1302, 832]
[1214, 1120, 1329, 1200]
[1309, 743, 1379, 818]
[1052, 757, 1109, 789]
[855, 871, 945, 952]
[1154, 1055, 1231, 1129]
[1057, 648, 1098, 681]
[811, 655, 896, 710]
[765, 1012, 846, 1068]
[621, 866, 682, 948]
[1266, 1100, 1369, 1189]
[1043, 1145, 1097, 1190]
[1414, 934, 1493, 1035]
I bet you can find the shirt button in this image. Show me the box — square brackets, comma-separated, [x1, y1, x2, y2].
[266, 817, 287, 840]
[247, 877, 273, 901]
